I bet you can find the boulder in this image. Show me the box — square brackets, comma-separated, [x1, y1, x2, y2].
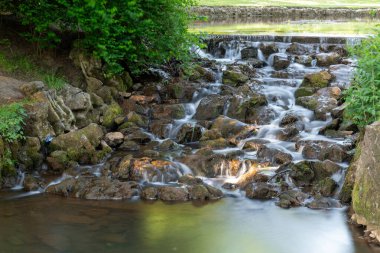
[245, 182, 280, 199]
[104, 132, 124, 147]
[158, 186, 189, 201]
[272, 54, 290, 70]
[241, 47, 258, 60]
[176, 123, 203, 143]
[151, 104, 186, 120]
[316, 52, 342, 67]
[222, 70, 249, 86]
[194, 95, 227, 120]
[102, 103, 123, 129]
[276, 190, 309, 209]
[257, 145, 292, 165]
[352, 122, 380, 243]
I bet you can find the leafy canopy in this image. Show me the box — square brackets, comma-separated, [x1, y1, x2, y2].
[2, 0, 198, 75]
[344, 27, 380, 127]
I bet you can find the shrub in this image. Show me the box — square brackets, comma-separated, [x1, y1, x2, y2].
[0, 102, 27, 142]
[8, 0, 198, 75]
[344, 28, 380, 127]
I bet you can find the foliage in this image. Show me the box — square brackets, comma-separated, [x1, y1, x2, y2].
[8, 0, 199, 75]
[0, 102, 27, 142]
[44, 74, 66, 90]
[0, 149, 16, 179]
[344, 27, 380, 127]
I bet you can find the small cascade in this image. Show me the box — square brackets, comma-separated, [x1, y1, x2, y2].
[11, 171, 25, 190]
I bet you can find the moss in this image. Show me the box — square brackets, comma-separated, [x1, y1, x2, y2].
[222, 70, 249, 86]
[296, 97, 318, 111]
[295, 87, 315, 98]
[301, 71, 332, 89]
[103, 102, 123, 128]
[118, 122, 137, 130]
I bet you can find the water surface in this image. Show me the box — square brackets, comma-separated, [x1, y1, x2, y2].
[0, 192, 377, 253]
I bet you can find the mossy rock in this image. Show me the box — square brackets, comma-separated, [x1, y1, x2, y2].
[103, 103, 123, 129]
[296, 96, 319, 111]
[295, 87, 315, 98]
[289, 161, 315, 186]
[199, 137, 230, 149]
[314, 178, 338, 197]
[222, 70, 249, 86]
[301, 71, 332, 89]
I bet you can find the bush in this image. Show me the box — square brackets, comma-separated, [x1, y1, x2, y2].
[0, 102, 27, 142]
[344, 28, 380, 127]
[7, 0, 198, 75]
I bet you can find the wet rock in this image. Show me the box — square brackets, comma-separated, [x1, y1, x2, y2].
[243, 139, 270, 151]
[316, 87, 342, 100]
[211, 116, 256, 139]
[47, 151, 71, 172]
[307, 196, 342, 209]
[259, 43, 277, 58]
[272, 54, 290, 70]
[245, 106, 277, 125]
[257, 145, 292, 165]
[23, 175, 41, 191]
[199, 138, 230, 149]
[289, 161, 315, 187]
[176, 123, 203, 143]
[189, 66, 216, 83]
[167, 82, 185, 99]
[328, 64, 354, 89]
[123, 128, 152, 144]
[245, 182, 280, 199]
[119, 140, 140, 151]
[294, 55, 314, 66]
[249, 59, 265, 68]
[141, 186, 158, 200]
[241, 47, 258, 60]
[300, 71, 333, 89]
[17, 137, 43, 170]
[100, 131, 121, 147]
[178, 175, 203, 185]
[129, 158, 181, 183]
[287, 42, 314, 55]
[46, 177, 140, 200]
[298, 139, 351, 163]
[158, 186, 189, 201]
[149, 119, 172, 139]
[151, 104, 186, 120]
[222, 70, 249, 86]
[126, 112, 149, 128]
[194, 94, 227, 120]
[316, 52, 342, 67]
[200, 129, 222, 141]
[279, 112, 304, 131]
[313, 178, 338, 197]
[276, 190, 309, 209]
[276, 126, 300, 141]
[157, 139, 181, 151]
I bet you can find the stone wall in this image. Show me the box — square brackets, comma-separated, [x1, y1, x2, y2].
[192, 6, 380, 21]
[352, 121, 380, 243]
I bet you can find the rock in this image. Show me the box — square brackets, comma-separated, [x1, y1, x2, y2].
[119, 140, 140, 151]
[46, 177, 140, 200]
[279, 112, 304, 131]
[194, 95, 227, 120]
[0, 76, 25, 105]
[167, 82, 185, 99]
[259, 43, 277, 58]
[141, 187, 158, 200]
[123, 128, 152, 144]
[276, 190, 309, 209]
[294, 55, 314, 66]
[178, 175, 203, 185]
[257, 145, 292, 165]
[47, 151, 71, 172]
[176, 123, 203, 143]
[316, 52, 342, 67]
[313, 178, 338, 197]
[272, 54, 290, 70]
[23, 175, 41, 191]
[307, 196, 342, 209]
[241, 47, 258, 60]
[199, 138, 230, 149]
[104, 132, 124, 147]
[20, 81, 45, 96]
[249, 59, 265, 68]
[59, 85, 92, 111]
[128, 158, 181, 183]
[243, 139, 270, 151]
[245, 182, 279, 199]
[287, 42, 313, 55]
[17, 137, 43, 170]
[211, 116, 256, 139]
[222, 70, 249, 86]
[49, 123, 106, 164]
[289, 161, 315, 187]
[126, 112, 149, 128]
[151, 104, 186, 120]
[102, 103, 123, 129]
[158, 186, 189, 201]
[245, 106, 277, 125]
[300, 71, 333, 89]
[352, 122, 380, 243]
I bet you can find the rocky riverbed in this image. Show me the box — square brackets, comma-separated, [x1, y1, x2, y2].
[1, 34, 379, 249]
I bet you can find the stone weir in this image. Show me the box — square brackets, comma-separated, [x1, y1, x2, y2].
[205, 34, 365, 45]
[192, 6, 380, 21]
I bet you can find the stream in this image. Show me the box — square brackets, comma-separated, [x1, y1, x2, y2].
[1, 32, 379, 252]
